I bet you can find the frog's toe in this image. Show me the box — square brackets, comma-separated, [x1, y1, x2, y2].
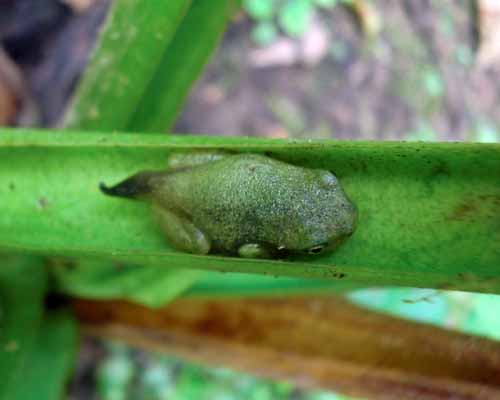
[237, 243, 269, 258]
[153, 205, 211, 255]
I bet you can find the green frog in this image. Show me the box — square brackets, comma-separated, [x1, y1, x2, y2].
[100, 151, 357, 258]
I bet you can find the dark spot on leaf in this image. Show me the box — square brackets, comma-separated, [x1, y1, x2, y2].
[62, 260, 76, 271]
[447, 200, 479, 221]
[457, 272, 476, 282]
[113, 262, 126, 271]
[38, 197, 49, 209]
[8, 182, 15, 190]
[430, 161, 450, 177]
[478, 195, 500, 205]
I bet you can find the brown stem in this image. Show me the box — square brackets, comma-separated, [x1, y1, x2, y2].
[74, 296, 500, 400]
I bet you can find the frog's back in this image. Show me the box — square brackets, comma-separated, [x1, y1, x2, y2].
[162, 154, 341, 254]
[101, 152, 357, 256]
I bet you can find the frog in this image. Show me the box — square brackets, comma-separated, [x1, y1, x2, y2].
[99, 151, 357, 258]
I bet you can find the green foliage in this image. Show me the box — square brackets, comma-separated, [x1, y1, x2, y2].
[243, 0, 342, 45]
[313, 0, 339, 7]
[1, 129, 499, 294]
[251, 21, 279, 45]
[63, 0, 192, 131]
[15, 311, 78, 400]
[52, 259, 202, 308]
[138, 358, 176, 400]
[279, 0, 314, 37]
[475, 120, 499, 143]
[53, 259, 358, 304]
[97, 343, 135, 400]
[0, 256, 77, 399]
[96, 348, 359, 400]
[0, 256, 47, 399]
[350, 288, 500, 341]
[422, 69, 444, 98]
[126, 0, 234, 132]
[64, 0, 233, 133]
[244, 0, 276, 19]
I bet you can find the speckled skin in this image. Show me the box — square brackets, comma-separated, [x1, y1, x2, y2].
[100, 152, 357, 258]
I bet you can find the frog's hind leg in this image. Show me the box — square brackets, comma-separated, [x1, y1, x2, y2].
[99, 171, 161, 200]
[153, 204, 211, 255]
[167, 150, 233, 171]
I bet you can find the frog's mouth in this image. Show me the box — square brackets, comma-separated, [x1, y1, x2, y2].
[297, 229, 356, 258]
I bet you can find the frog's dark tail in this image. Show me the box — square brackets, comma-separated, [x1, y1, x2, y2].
[99, 171, 159, 200]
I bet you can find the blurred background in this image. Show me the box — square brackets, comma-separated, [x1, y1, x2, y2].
[1, 0, 499, 399]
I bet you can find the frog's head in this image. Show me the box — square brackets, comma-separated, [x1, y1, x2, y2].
[274, 169, 357, 257]
[300, 198, 357, 257]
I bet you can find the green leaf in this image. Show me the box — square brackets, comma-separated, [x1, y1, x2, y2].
[63, 0, 192, 131]
[422, 69, 444, 98]
[185, 272, 361, 298]
[244, 0, 276, 20]
[1, 129, 500, 293]
[475, 121, 499, 143]
[52, 260, 358, 302]
[278, 0, 313, 38]
[97, 343, 135, 400]
[251, 22, 278, 46]
[126, 0, 234, 132]
[52, 259, 202, 308]
[15, 311, 78, 400]
[0, 256, 47, 398]
[312, 0, 338, 8]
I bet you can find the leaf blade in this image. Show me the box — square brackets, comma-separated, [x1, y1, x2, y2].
[63, 0, 193, 131]
[1, 129, 499, 293]
[0, 256, 47, 399]
[15, 311, 78, 400]
[127, 0, 234, 132]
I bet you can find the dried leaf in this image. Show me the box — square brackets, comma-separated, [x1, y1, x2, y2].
[75, 296, 500, 400]
[0, 48, 21, 125]
[60, 0, 97, 14]
[350, 0, 382, 38]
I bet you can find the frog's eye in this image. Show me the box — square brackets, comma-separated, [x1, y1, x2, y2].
[308, 244, 325, 255]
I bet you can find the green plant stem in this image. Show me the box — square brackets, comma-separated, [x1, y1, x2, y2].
[63, 0, 235, 133]
[1, 129, 499, 293]
[127, 0, 235, 132]
[62, 0, 192, 131]
[0, 256, 47, 398]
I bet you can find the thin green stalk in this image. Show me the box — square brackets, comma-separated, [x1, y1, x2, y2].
[63, 0, 192, 131]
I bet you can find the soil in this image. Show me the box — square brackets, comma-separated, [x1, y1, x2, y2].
[175, 1, 499, 142]
[2, 1, 499, 141]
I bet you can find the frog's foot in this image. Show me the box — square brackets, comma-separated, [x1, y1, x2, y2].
[237, 243, 271, 259]
[167, 151, 233, 171]
[153, 205, 210, 255]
